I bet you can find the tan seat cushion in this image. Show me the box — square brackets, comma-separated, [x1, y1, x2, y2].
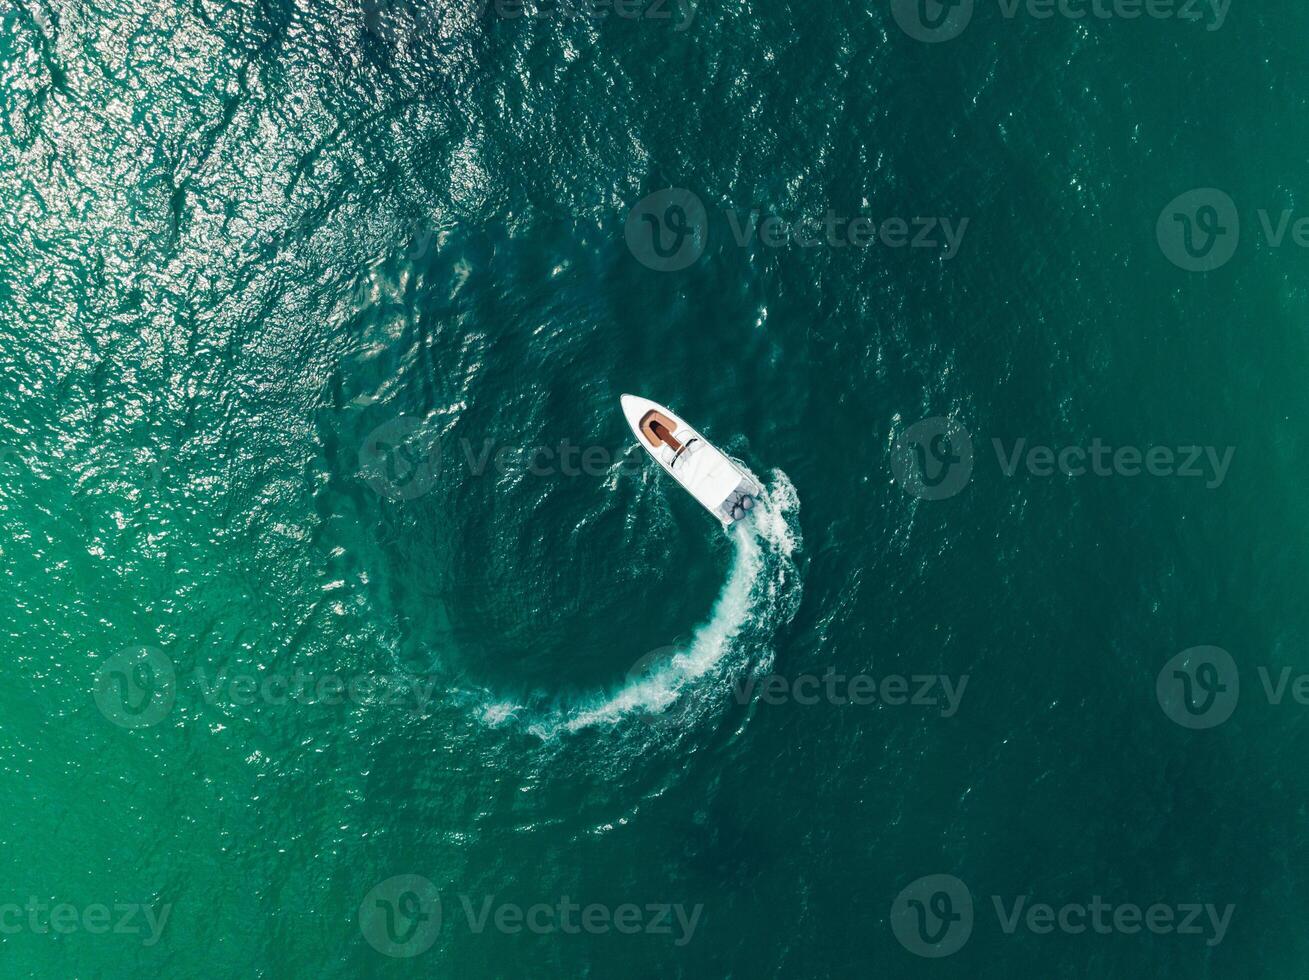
[639, 410, 683, 452]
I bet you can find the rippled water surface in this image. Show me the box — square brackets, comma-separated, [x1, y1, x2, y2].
[3, 0, 1309, 976]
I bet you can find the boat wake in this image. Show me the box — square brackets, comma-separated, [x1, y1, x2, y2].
[476, 468, 802, 742]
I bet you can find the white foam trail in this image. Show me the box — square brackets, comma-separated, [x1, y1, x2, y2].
[478, 468, 802, 739]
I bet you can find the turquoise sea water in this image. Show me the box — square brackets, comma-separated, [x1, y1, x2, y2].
[4, 0, 1309, 976]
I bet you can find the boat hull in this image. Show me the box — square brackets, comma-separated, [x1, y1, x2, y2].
[620, 394, 761, 527]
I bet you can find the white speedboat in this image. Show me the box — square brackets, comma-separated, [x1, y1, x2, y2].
[620, 394, 761, 527]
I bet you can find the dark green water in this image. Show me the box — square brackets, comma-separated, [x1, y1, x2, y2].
[3, 0, 1309, 976]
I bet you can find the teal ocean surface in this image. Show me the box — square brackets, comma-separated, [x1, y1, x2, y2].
[3, 0, 1309, 976]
